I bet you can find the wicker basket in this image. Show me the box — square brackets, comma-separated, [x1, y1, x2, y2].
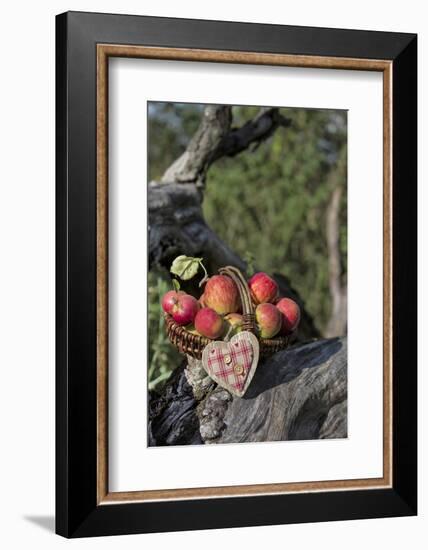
[164, 265, 292, 360]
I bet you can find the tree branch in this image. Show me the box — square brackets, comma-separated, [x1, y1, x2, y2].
[161, 105, 232, 186]
[212, 107, 291, 161]
[160, 105, 290, 188]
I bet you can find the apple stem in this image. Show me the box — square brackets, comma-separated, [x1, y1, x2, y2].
[198, 259, 209, 287]
[172, 278, 181, 291]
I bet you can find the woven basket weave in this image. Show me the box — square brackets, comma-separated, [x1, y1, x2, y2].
[164, 265, 292, 360]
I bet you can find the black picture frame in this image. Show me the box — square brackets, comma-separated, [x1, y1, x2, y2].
[56, 11, 417, 538]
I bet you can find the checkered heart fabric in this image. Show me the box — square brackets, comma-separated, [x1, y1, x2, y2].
[202, 332, 260, 397]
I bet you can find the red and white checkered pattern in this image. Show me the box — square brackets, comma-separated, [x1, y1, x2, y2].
[202, 332, 260, 396]
[207, 338, 253, 392]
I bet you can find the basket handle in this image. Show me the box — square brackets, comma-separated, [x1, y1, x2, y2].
[218, 266, 255, 333]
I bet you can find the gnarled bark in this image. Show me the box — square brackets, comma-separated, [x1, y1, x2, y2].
[149, 337, 347, 446]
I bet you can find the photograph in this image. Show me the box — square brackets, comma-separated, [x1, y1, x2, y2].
[147, 101, 348, 446]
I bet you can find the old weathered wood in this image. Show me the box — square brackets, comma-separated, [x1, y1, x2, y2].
[148, 360, 204, 446]
[149, 337, 347, 446]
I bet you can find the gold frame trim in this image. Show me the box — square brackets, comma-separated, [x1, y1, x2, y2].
[96, 44, 393, 505]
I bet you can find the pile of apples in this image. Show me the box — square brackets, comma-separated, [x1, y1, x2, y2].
[161, 272, 300, 341]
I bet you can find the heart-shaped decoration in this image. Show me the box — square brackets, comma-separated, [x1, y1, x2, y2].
[201, 331, 260, 397]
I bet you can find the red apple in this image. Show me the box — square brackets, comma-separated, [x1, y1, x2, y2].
[204, 275, 240, 315]
[224, 312, 244, 337]
[161, 290, 186, 314]
[255, 303, 282, 338]
[194, 307, 224, 339]
[248, 272, 279, 304]
[276, 297, 301, 335]
[162, 291, 199, 326]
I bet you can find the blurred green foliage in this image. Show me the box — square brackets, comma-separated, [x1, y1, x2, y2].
[148, 270, 182, 390]
[147, 102, 347, 390]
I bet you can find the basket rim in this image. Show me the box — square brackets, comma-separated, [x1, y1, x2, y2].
[164, 311, 292, 346]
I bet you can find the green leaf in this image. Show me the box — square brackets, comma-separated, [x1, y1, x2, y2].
[172, 278, 181, 291]
[170, 255, 201, 281]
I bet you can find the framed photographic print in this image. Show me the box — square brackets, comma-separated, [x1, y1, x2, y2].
[56, 11, 417, 538]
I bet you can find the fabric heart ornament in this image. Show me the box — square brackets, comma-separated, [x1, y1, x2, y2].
[201, 331, 260, 397]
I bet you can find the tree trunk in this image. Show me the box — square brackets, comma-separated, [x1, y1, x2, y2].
[149, 337, 347, 446]
[325, 181, 347, 337]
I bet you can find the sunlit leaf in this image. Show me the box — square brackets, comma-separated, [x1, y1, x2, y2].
[170, 255, 201, 281]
